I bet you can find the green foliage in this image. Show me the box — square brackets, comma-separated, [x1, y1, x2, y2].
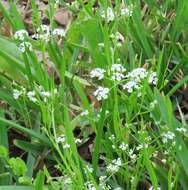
[8, 157, 27, 177]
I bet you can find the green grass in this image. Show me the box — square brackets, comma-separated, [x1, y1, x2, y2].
[0, 0, 188, 189]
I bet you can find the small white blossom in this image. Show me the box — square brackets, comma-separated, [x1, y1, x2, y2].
[13, 89, 22, 99]
[107, 158, 122, 173]
[119, 142, 128, 150]
[75, 138, 82, 144]
[121, 6, 133, 17]
[148, 72, 158, 85]
[81, 110, 89, 116]
[111, 72, 125, 81]
[85, 181, 96, 190]
[126, 68, 148, 82]
[93, 86, 110, 101]
[109, 134, 115, 141]
[52, 28, 65, 37]
[111, 64, 126, 73]
[57, 135, 66, 143]
[176, 127, 187, 134]
[18, 42, 33, 53]
[63, 143, 70, 149]
[149, 186, 161, 190]
[101, 7, 115, 23]
[14, 29, 28, 41]
[86, 165, 93, 173]
[114, 188, 122, 190]
[27, 91, 37, 102]
[90, 68, 106, 80]
[41, 91, 50, 97]
[98, 43, 105, 48]
[162, 131, 175, 143]
[150, 100, 158, 109]
[36, 25, 51, 42]
[123, 81, 140, 93]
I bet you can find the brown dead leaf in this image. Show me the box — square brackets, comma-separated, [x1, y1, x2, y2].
[54, 8, 73, 27]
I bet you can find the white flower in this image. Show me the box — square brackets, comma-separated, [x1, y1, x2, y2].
[57, 135, 66, 143]
[148, 72, 158, 85]
[37, 25, 50, 34]
[93, 86, 109, 101]
[98, 43, 104, 48]
[111, 64, 126, 73]
[41, 91, 50, 97]
[176, 127, 187, 134]
[162, 131, 175, 143]
[14, 29, 28, 41]
[128, 149, 137, 160]
[101, 7, 115, 23]
[18, 42, 33, 53]
[86, 165, 93, 173]
[90, 68, 106, 80]
[27, 91, 37, 102]
[52, 28, 65, 37]
[36, 25, 51, 42]
[150, 100, 158, 109]
[119, 142, 128, 150]
[85, 181, 96, 190]
[13, 89, 22, 99]
[111, 72, 125, 81]
[121, 6, 133, 17]
[107, 158, 122, 173]
[126, 68, 148, 82]
[114, 188, 122, 190]
[63, 143, 70, 149]
[149, 186, 161, 190]
[110, 32, 125, 43]
[75, 138, 82, 144]
[81, 110, 89, 116]
[123, 81, 140, 93]
[109, 134, 115, 141]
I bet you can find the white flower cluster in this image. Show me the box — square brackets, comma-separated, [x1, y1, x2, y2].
[100, 7, 115, 23]
[13, 87, 38, 102]
[99, 176, 111, 190]
[128, 149, 137, 160]
[122, 81, 139, 93]
[14, 29, 28, 41]
[121, 5, 133, 17]
[126, 68, 148, 82]
[149, 186, 161, 190]
[93, 86, 110, 101]
[111, 64, 126, 81]
[119, 142, 128, 151]
[18, 42, 33, 53]
[176, 127, 187, 134]
[85, 165, 94, 173]
[27, 91, 37, 102]
[85, 181, 96, 190]
[90, 68, 106, 80]
[162, 131, 175, 143]
[57, 134, 70, 149]
[123, 68, 157, 94]
[150, 100, 158, 109]
[13, 89, 23, 99]
[148, 72, 158, 85]
[32, 25, 65, 42]
[80, 109, 89, 116]
[107, 158, 122, 173]
[13, 85, 57, 103]
[52, 28, 66, 37]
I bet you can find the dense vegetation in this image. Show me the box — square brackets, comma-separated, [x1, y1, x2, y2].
[0, 0, 188, 189]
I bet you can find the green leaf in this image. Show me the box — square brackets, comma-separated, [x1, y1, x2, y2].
[8, 157, 27, 176]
